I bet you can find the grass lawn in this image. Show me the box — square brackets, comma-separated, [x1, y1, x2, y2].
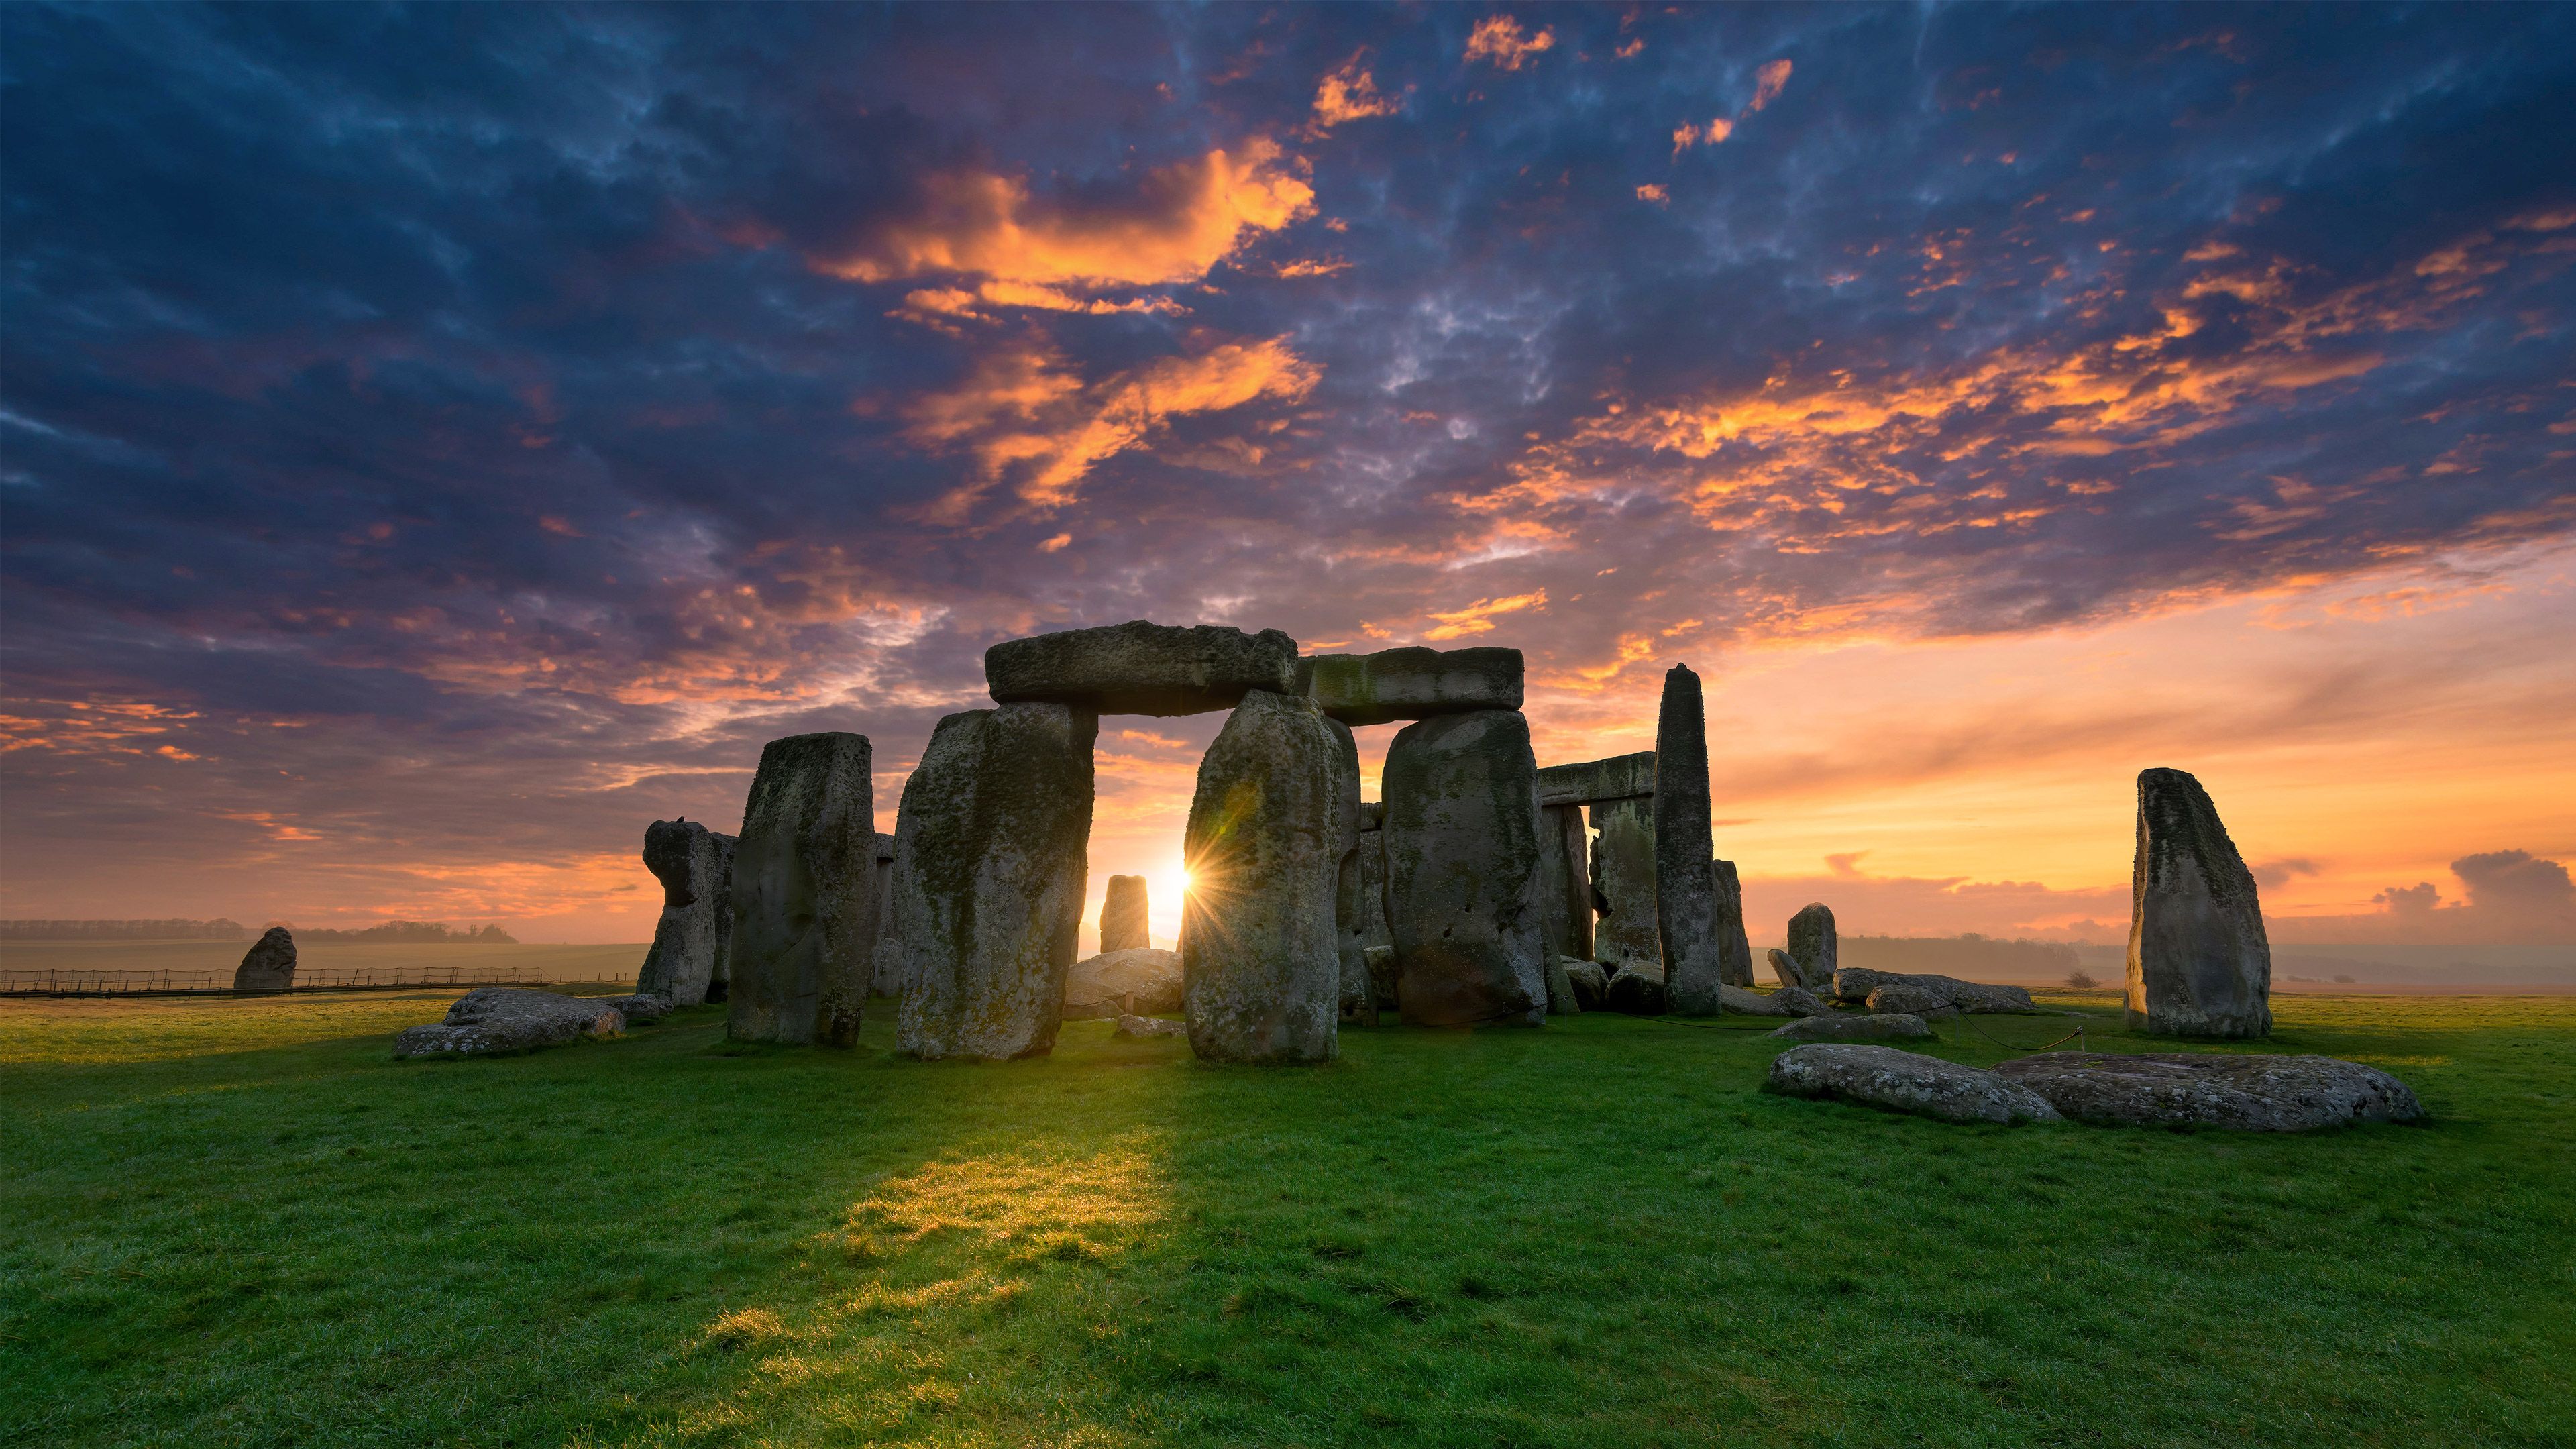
[2, 989, 2571, 1448]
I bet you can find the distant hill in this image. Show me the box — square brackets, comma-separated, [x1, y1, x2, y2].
[276, 921, 518, 944]
[0, 919, 246, 941]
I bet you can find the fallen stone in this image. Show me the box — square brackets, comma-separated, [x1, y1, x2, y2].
[233, 926, 297, 991]
[1605, 961, 1667, 1016]
[985, 620, 1298, 716]
[1181, 690, 1344, 1063]
[395, 988, 629, 1059]
[1766, 1012, 1935, 1043]
[1656, 664, 1725, 1016]
[2127, 768, 2273, 1039]
[1297, 646, 1523, 725]
[1536, 751, 1655, 808]
[1867, 983, 1961, 1020]
[894, 704, 1095, 1061]
[1831, 967, 2042, 1014]
[1114, 1013, 1189, 1040]
[1994, 1052, 2424, 1130]
[1767, 1045, 2063, 1125]
[637, 818, 727, 1006]
[588, 993, 672, 1024]
[1563, 958, 1610, 1012]
[1383, 708, 1546, 1027]
[1064, 947, 1183, 1020]
[1099, 875, 1150, 953]
[1719, 983, 1833, 1017]
[1786, 904, 1838, 990]
[729, 732, 879, 1047]
[1713, 859, 1754, 989]
[1589, 796, 1659, 967]
[1767, 947, 1805, 990]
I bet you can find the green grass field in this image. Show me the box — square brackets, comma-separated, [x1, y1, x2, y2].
[3, 989, 2571, 1448]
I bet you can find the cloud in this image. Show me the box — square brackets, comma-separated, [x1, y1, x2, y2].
[1465, 17, 1554, 71]
[1421, 590, 1547, 641]
[2286, 851, 2576, 944]
[1311, 54, 1405, 129]
[1746, 58, 1792, 113]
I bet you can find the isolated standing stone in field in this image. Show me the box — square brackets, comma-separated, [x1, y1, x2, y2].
[636, 818, 727, 1006]
[896, 704, 1096, 1061]
[1590, 796, 1660, 968]
[1296, 645, 1524, 725]
[868, 833, 898, 997]
[233, 926, 297, 990]
[1326, 716, 1375, 1023]
[728, 732, 878, 1047]
[1536, 804, 1595, 965]
[1713, 859, 1754, 988]
[2126, 767, 2273, 1038]
[1786, 903, 1838, 991]
[1656, 664, 1725, 1016]
[1768, 1045, 2063, 1126]
[1100, 875, 1151, 953]
[1994, 1053, 2420, 1130]
[985, 620, 1299, 716]
[1180, 689, 1344, 1063]
[1382, 708, 1547, 1027]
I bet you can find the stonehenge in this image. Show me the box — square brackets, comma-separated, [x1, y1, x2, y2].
[1099, 875, 1150, 953]
[1298, 645, 1523, 725]
[1381, 708, 1548, 1027]
[636, 818, 731, 1006]
[233, 926, 297, 990]
[1536, 804, 1593, 965]
[727, 732, 877, 1048]
[1655, 664, 1725, 1015]
[1589, 797, 1660, 967]
[985, 620, 1297, 716]
[2127, 768, 2272, 1038]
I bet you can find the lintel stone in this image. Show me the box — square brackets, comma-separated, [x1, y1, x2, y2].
[1296, 646, 1523, 726]
[1536, 751, 1656, 808]
[985, 620, 1297, 716]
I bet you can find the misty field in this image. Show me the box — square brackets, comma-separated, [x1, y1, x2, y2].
[3, 989, 2571, 1448]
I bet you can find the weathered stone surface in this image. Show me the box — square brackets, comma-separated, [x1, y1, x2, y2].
[2127, 768, 2273, 1039]
[1536, 751, 1655, 808]
[1786, 904, 1838, 990]
[1563, 958, 1610, 1012]
[1657, 664, 1725, 1016]
[1536, 804, 1595, 965]
[1355, 828, 1394, 951]
[1100, 875, 1151, 953]
[395, 987, 629, 1059]
[590, 992, 672, 1024]
[1768, 1045, 2064, 1125]
[1297, 646, 1523, 725]
[1065, 947, 1184, 1019]
[1831, 967, 2043, 1014]
[1767, 947, 1805, 989]
[895, 704, 1095, 1061]
[1766, 1012, 1935, 1042]
[1181, 690, 1344, 1062]
[1326, 716, 1374, 1024]
[867, 832, 898, 997]
[1605, 961, 1667, 1016]
[1866, 983, 1960, 1019]
[1713, 859, 1754, 989]
[1359, 801, 1385, 832]
[729, 733, 877, 1047]
[637, 818, 727, 1006]
[1718, 983, 1833, 1017]
[1994, 1052, 2424, 1130]
[233, 926, 297, 991]
[707, 831, 737, 1003]
[1362, 944, 1400, 1015]
[1383, 708, 1547, 1028]
[1545, 957, 1582, 1016]
[985, 620, 1298, 716]
[1114, 1013, 1189, 1040]
[1589, 796, 1659, 967]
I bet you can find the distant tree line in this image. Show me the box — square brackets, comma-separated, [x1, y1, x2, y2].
[0, 919, 247, 940]
[269, 921, 519, 944]
[1839, 934, 2080, 977]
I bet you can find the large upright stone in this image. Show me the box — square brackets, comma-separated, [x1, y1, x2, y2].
[1536, 803, 1594, 965]
[1099, 875, 1150, 953]
[1297, 647, 1523, 726]
[1536, 751, 1655, 809]
[1713, 858, 1754, 988]
[2127, 767, 2271, 1038]
[233, 926, 296, 990]
[1356, 814, 1394, 953]
[729, 733, 877, 1047]
[1656, 664, 1725, 1015]
[867, 833, 898, 996]
[636, 818, 727, 1006]
[1324, 716, 1374, 1022]
[1589, 796, 1659, 967]
[1382, 709, 1546, 1026]
[1786, 903, 1838, 991]
[707, 830, 737, 1002]
[896, 704, 1096, 1061]
[985, 621, 1297, 716]
[1181, 690, 1344, 1062]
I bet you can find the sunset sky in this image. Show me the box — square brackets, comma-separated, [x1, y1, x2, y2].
[3, 5, 2571, 950]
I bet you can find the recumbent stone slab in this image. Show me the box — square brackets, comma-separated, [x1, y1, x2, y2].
[1994, 1052, 2422, 1130]
[637, 818, 728, 1006]
[985, 620, 1297, 716]
[396, 987, 631, 1059]
[1382, 708, 1547, 1027]
[1768, 1045, 2063, 1125]
[233, 926, 297, 991]
[1719, 983, 1833, 1017]
[895, 704, 1096, 1061]
[2127, 767, 2273, 1039]
[1766, 1012, 1934, 1043]
[1833, 967, 2041, 1015]
[1296, 646, 1523, 726]
[728, 732, 877, 1047]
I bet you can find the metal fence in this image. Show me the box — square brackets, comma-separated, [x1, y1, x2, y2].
[1, 967, 632, 999]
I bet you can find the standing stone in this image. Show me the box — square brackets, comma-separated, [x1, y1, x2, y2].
[729, 733, 877, 1047]
[896, 704, 1096, 1061]
[1589, 796, 1659, 968]
[1324, 716, 1375, 1023]
[2127, 767, 2272, 1038]
[1100, 875, 1151, 953]
[985, 621, 1298, 716]
[636, 818, 727, 1006]
[233, 926, 297, 990]
[1180, 690, 1344, 1063]
[1713, 858, 1754, 988]
[706, 831, 737, 1004]
[1356, 818, 1394, 953]
[1767, 947, 1806, 989]
[1656, 664, 1725, 1015]
[1536, 804, 1595, 965]
[1786, 903, 1838, 991]
[1382, 709, 1546, 1027]
[868, 833, 898, 996]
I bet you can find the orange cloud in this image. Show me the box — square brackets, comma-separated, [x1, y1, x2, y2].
[1635, 183, 1669, 205]
[1424, 589, 1548, 640]
[1312, 54, 1405, 129]
[1747, 58, 1793, 113]
[1466, 16, 1554, 71]
[812, 139, 1313, 293]
[1673, 117, 1733, 156]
